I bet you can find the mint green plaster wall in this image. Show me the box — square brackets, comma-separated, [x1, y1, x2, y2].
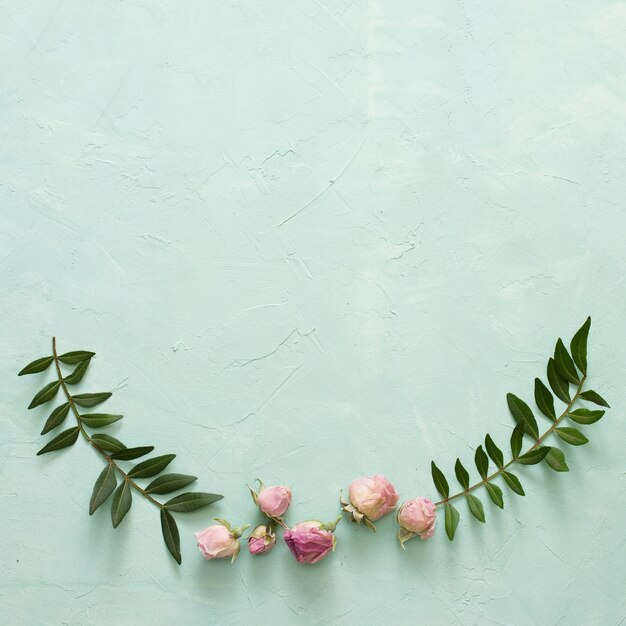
[1, 2, 625, 624]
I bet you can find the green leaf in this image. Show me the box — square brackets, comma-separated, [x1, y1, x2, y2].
[89, 465, 117, 514]
[128, 454, 176, 479]
[111, 481, 132, 528]
[431, 461, 449, 498]
[579, 390, 610, 408]
[547, 358, 570, 403]
[485, 434, 504, 468]
[444, 503, 460, 541]
[28, 381, 61, 410]
[64, 359, 90, 384]
[110, 446, 154, 461]
[510, 422, 525, 459]
[466, 493, 485, 522]
[145, 473, 198, 495]
[37, 426, 80, 455]
[485, 482, 504, 508]
[544, 447, 569, 472]
[506, 393, 539, 439]
[570, 316, 590, 375]
[72, 392, 111, 407]
[454, 458, 469, 489]
[474, 445, 489, 479]
[517, 446, 551, 465]
[554, 338, 580, 384]
[555, 427, 589, 446]
[534, 378, 556, 421]
[41, 402, 71, 435]
[502, 471, 525, 496]
[58, 350, 95, 365]
[160, 509, 181, 565]
[80, 413, 124, 428]
[567, 408, 604, 425]
[19, 356, 53, 376]
[91, 433, 126, 453]
[164, 492, 223, 513]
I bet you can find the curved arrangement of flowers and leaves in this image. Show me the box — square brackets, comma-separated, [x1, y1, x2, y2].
[18, 338, 223, 565]
[18, 318, 610, 566]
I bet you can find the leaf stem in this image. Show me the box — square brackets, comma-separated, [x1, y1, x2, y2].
[52, 337, 163, 510]
[434, 375, 586, 507]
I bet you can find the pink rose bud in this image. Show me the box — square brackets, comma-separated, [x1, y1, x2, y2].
[342, 474, 399, 529]
[397, 498, 436, 547]
[250, 481, 292, 518]
[284, 517, 341, 564]
[248, 524, 276, 556]
[194, 519, 249, 562]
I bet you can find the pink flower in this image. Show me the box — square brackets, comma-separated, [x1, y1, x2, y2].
[397, 498, 436, 546]
[257, 485, 292, 518]
[284, 518, 340, 564]
[343, 475, 399, 527]
[194, 519, 249, 562]
[248, 524, 276, 556]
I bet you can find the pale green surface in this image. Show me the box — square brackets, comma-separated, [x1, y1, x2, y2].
[1, 2, 625, 625]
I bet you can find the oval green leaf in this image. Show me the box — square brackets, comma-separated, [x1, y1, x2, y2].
[579, 390, 610, 408]
[466, 493, 485, 522]
[160, 509, 181, 565]
[544, 447, 569, 472]
[37, 426, 80, 455]
[431, 461, 449, 498]
[485, 434, 504, 468]
[554, 338, 580, 384]
[567, 408, 604, 425]
[110, 446, 154, 461]
[444, 503, 460, 541]
[534, 378, 555, 421]
[454, 458, 469, 489]
[28, 381, 61, 410]
[145, 473, 198, 495]
[89, 465, 117, 514]
[164, 492, 223, 513]
[128, 454, 176, 479]
[111, 481, 132, 528]
[555, 427, 589, 446]
[506, 393, 539, 439]
[502, 471, 525, 496]
[64, 359, 90, 384]
[570, 316, 590, 375]
[80, 413, 124, 428]
[91, 433, 126, 453]
[547, 358, 570, 403]
[485, 482, 504, 508]
[41, 402, 71, 435]
[19, 356, 53, 376]
[58, 350, 95, 365]
[510, 421, 525, 458]
[474, 445, 489, 479]
[72, 392, 111, 408]
[516, 446, 551, 465]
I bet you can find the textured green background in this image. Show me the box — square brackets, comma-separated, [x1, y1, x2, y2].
[1, 2, 625, 624]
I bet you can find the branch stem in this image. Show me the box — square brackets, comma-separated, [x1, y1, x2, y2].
[52, 337, 163, 509]
[434, 375, 586, 507]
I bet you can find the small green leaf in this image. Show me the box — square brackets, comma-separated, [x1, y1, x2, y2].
[444, 503, 460, 541]
[567, 408, 604, 425]
[111, 481, 132, 528]
[36, 426, 80, 455]
[431, 461, 449, 498]
[474, 445, 489, 479]
[485, 482, 504, 508]
[19, 356, 53, 376]
[91, 433, 126, 453]
[466, 493, 485, 522]
[544, 447, 569, 472]
[58, 350, 95, 365]
[570, 316, 590, 375]
[555, 427, 589, 446]
[41, 402, 71, 435]
[64, 359, 90, 384]
[454, 458, 469, 489]
[28, 381, 61, 410]
[485, 434, 504, 468]
[517, 446, 551, 465]
[128, 454, 176, 479]
[579, 390, 610, 408]
[502, 471, 525, 496]
[164, 492, 223, 513]
[80, 413, 124, 428]
[510, 421, 525, 458]
[547, 358, 570, 403]
[72, 392, 111, 407]
[145, 473, 198, 495]
[110, 446, 154, 461]
[506, 393, 539, 439]
[554, 339, 580, 384]
[160, 509, 181, 565]
[89, 465, 117, 514]
[534, 378, 556, 421]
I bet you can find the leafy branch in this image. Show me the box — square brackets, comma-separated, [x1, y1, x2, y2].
[19, 337, 224, 564]
[430, 317, 610, 540]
